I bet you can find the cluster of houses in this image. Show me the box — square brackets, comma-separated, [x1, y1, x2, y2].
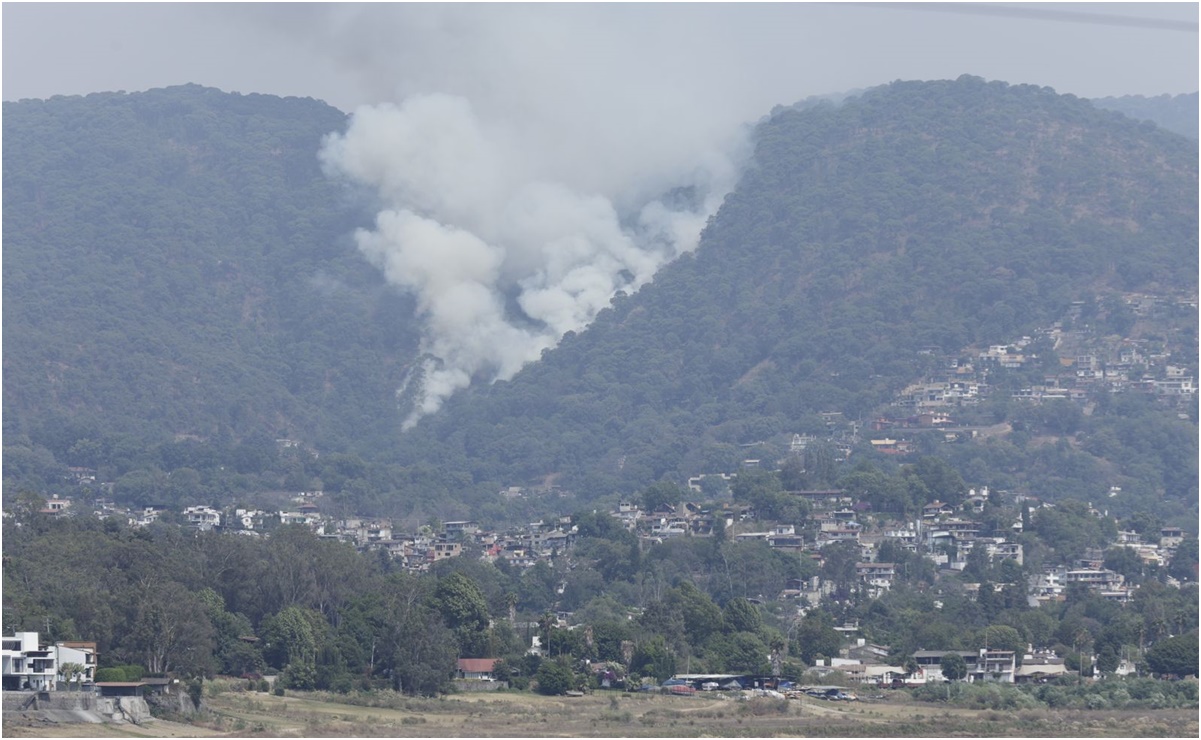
[15, 474, 1187, 696]
[878, 292, 1196, 452]
[31, 467, 1189, 608]
[36, 487, 582, 573]
[801, 635, 1143, 688]
[808, 645, 1058, 687]
[630, 489, 1186, 609]
[2, 632, 96, 692]
[1, 632, 182, 699]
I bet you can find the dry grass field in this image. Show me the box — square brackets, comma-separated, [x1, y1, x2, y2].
[4, 684, 1197, 738]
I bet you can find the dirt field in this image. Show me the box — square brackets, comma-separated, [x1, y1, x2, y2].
[4, 687, 1197, 738]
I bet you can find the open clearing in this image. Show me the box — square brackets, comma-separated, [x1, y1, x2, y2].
[4, 687, 1197, 737]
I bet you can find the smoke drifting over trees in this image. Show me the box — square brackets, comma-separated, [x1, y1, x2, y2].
[8, 3, 1193, 428]
[314, 6, 751, 426]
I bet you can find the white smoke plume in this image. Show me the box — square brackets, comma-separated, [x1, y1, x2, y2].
[305, 5, 757, 428]
[321, 94, 740, 427]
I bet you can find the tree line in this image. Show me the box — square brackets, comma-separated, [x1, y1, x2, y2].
[3, 471, 1195, 697]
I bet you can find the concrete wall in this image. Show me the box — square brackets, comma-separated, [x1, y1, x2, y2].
[2, 690, 150, 724]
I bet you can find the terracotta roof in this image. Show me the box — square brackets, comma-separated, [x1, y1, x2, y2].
[457, 658, 497, 673]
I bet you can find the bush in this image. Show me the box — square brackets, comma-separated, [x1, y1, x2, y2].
[534, 660, 576, 696]
[279, 662, 316, 691]
[273, 686, 285, 697]
[187, 678, 203, 708]
[94, 665, 145, 683]
[740, 698, 791, 716]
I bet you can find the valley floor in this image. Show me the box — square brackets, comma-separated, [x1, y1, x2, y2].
[4, 688, 1197, 738]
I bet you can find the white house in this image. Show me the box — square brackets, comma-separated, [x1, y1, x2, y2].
[183, 505, 222, 530]
[54, 642, 97, 687]
[2, 632, 56, 691]
[911, 649, 1015, 684]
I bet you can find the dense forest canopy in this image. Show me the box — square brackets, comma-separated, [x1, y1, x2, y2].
[2, 77, 1197, 712]
[394, 76, 1198, 511]
[1091, 92, 1199, 141]
[2, 78, 1197, 527]
[3, 85, 420, 454]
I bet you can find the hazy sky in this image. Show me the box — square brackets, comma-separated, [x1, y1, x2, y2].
[3, 2, 1197, 113]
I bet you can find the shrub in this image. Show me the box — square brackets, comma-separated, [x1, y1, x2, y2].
[95, 664, 145, 683]
[534, 660, 575, 696]
[740, 698, 790, 716]
[187, 678, 203, 708]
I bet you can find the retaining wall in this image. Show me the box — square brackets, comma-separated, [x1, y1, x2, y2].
[2, 690, 150, 724]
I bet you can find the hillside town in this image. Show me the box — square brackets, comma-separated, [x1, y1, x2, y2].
[10, 466, 1189, 695]
[5, 289, 1195, 700]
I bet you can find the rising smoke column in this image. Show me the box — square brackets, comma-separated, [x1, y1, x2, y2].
[320, 92, 741, 429]
[305, 5, 753, 430]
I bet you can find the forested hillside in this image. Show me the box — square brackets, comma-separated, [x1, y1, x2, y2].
[3, 78, 1196, 525]
[3, 85, 419, 453]
[2, 78, 1197, 707]
[1091, 92, 1198, 140]
[396, 76, 1198, 509]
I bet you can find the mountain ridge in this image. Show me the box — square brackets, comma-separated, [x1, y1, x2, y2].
[3, 84, 422, 452]
[392, 76, 1197, 509]
[2, 78, 1196, 523]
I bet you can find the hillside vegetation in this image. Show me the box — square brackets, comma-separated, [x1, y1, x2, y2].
[1091, 92, 1199, 140]
[3, 85, 419, 453]
[2, 79, 1197, 732]
[2, 78, 1196, 524]
[397, 76, 1197, 509]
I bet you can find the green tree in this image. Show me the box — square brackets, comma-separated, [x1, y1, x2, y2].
[1167, 537, 1198, 583]
[630, 636, 676, 683]
[126, 581, 214, 677]
[58, 662, 85, 691]
[261, 605, 325, 688]
[1095, 645, 1121, 675]
[197, 588, 263, 676]
[803, 442, 839, 487]
[979, 625, 1024, 667]
[641, 480, 684, 512]
[1145, 631, 1199, 677]
[535, 658, 576, 695]
[1103, 546, 1146, 584]
[432, 572, 491, 658]
[940, 652, 967, 681]
[722, 597, 762, 634]
[792, 611, 842, 665]
[378, 575, 457, 696]
[820, 540, 861, 597]
[672, 581, 724, 646]
[706, 632, 770, 673]
[904, 457, 967, 506]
